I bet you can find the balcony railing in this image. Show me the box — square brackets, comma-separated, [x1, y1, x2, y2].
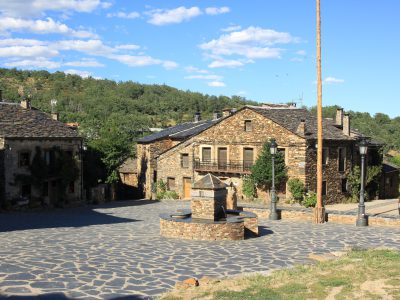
[194, 158, 253, 174]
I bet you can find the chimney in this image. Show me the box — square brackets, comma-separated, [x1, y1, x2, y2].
[213, 111, 219, 121]
[297, 119, 306, 135]
[51, 112, 59, 121]
[343, 113, 350, 136]
[335, 108, 344, 127]
[20, 99, 31, 109]
[222, 108, 231, 117]
[194, 111, 201, 123]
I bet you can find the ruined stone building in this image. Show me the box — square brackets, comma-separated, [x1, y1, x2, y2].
[137, 104, 397, 204]
[0, 99, 83, 205]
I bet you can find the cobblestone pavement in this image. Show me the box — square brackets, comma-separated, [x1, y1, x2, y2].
[0, 200, 399, 300]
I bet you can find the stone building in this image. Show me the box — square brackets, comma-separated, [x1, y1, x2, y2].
[138, 105, 395, 204]
[136, 112, 220, 199]
[0, 100, 83, 205]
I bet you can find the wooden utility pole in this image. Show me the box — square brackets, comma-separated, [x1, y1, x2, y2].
[314, 0, 325, 223]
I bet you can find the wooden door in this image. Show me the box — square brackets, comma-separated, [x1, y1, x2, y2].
[183, 177, 191, 199]
[218, 147, 227, 169]
[243, 148, 254, 170]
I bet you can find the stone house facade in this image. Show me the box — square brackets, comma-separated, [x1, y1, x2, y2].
[138, 105, 395, 204]
[0, 100, 83, 205]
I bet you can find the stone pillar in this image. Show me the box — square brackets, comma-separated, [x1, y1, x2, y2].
[343, 113, 350, 136]
[191, 173, 227, 220]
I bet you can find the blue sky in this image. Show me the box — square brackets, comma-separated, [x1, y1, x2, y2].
[0, 1, 399, 117]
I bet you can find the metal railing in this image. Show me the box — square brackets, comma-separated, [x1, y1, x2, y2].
[193, 158, 253, 174]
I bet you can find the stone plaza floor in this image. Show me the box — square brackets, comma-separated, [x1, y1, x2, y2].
[0, 200, 399, 299]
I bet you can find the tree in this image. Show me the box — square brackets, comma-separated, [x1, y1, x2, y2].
[250, 141, 287, 194]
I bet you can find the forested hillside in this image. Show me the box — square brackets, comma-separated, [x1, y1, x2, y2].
[0, 68, 256, 183]
[1, 68, 399, 182]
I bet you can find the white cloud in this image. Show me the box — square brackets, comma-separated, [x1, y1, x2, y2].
[115, 44, 140, 50]
[65, 69, 92, 78]
[162, 60, 178, 70]
[290, 57, 304, 62]
[208, 81, 225, 87]
[0, 45, 58, 57]
[0, 17, 97, 38]
[221, 25, 241, 32]
[64, 58, 104, 67]
[185, 74, 222, 81]
[106, 11, 140, 19]
[208, 59, 245, 68]
[0, 38, 176, 71]
[185, 66, 209, 74]
[147, 6, 202, 25]
[205, 7, 230, 15]
[323, 77, 344, 84]
[0, 38, 45, 47]
[55, 39, 114, 55]
[109, 54, 176, 69]
[296, 50, 306, 56]
[199, 26, 298, 67]
[4, 57, 61, 68]
[0, 0, 110, 17]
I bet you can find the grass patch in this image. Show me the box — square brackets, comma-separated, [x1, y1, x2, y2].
[160, 249, 400, 300]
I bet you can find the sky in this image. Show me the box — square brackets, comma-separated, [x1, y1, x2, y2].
[0, 0, 399, 118]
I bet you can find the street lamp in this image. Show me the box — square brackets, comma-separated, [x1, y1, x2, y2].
[269, 138, 279, 220]
[356, 138, 368, 226]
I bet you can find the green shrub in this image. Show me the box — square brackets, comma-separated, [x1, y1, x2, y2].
[303, 192, 317, 208]
[163, 190, 179, 200]
[242, 175, 256, 200]
[155, 180, 167, 200]
[287, 178, 305, 202]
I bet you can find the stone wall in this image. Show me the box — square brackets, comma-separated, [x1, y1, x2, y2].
[191, 197, 226, 220]
[160, 218, 244, 240]
[158, 108, 309, 200]
[305, 140, 354, 204]
[137, 138, 176, 199]
[1, 138, 82, 203]
[241, 206, 400, 227]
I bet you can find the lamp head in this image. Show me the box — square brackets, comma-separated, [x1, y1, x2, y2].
[270, 138, 277, 155]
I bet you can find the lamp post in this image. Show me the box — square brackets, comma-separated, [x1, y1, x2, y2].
[356, 138, 368, 226]
[269, 138, 279, 220]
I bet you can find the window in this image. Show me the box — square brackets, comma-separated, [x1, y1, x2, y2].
[21, 184, 31, 198]
[202, 147, 211, 162]
[243, 148, 254, 169]
[65, 150, 73, 158]
[322, 181, 327, 196]
[341, 178, 348, 193]
[181, 153, 189, 168]
[338, 148, 346, 172]
[167, 177, 176, 191]
[68, 181, 75, 193]
[19, 152, 30, 167]
[42, 182, 49, 197]
[322, 148, 329, 165]
[244, 120, 252, 132]
[44, 150, 51, 165]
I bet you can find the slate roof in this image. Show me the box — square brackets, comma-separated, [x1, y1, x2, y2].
[0, 102, 80, 139]
[248, 106, 355, 140]
[193, 173, 227, 190]
[382, 161, 400, 173]
[138, 119, 218, 143]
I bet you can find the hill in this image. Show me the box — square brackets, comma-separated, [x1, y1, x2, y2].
[1, 68, 399, 182]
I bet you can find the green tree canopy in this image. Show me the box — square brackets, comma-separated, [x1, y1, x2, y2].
[250, 140, 287, 191]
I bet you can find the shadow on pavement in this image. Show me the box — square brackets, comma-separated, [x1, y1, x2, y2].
[258, 225, 274, 237]
[0, 200, 154, 233]
[0, 293, 150, 300]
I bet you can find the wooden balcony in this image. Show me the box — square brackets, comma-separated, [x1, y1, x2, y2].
[194, 159, 252, 174]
